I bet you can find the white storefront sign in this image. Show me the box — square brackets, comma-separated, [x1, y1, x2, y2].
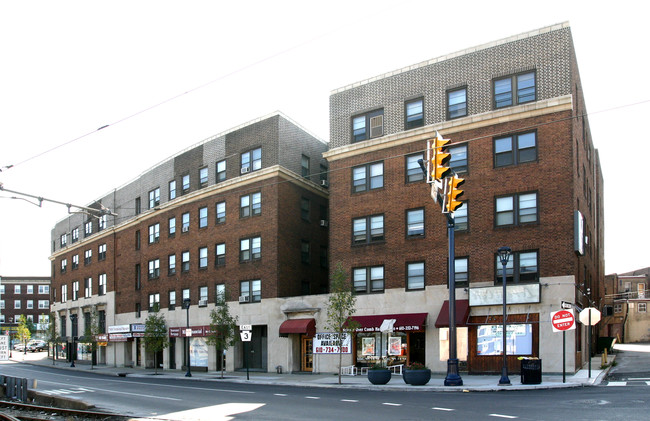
[313, 332, 352, 354]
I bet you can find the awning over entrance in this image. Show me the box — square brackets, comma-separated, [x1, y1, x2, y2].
[348, 313, 427, 332]
[435, 299, 470, 328]
[279, 318, 316, 337]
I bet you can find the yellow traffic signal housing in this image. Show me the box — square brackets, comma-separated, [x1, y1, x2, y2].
[429, 132, 452, 182]
[443, 175, 465, 213]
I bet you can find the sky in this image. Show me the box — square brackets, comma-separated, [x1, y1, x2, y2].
[0, 1, 648, 277]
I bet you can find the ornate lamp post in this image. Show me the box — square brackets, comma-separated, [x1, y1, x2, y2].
[182, 298, 191, 377]
[498, 246, 511, 386]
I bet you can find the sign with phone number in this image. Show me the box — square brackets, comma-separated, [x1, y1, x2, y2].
[313, 332, 352, 354]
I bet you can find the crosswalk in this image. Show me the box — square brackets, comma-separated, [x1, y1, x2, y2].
[604, 378, 650, 387]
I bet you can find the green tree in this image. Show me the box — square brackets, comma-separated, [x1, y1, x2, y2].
[83, 308, 101, 369]
[143, 304, 169, 374]
[325, 262, 360, 384]
[206, 288, 239, 379]
[16, 315, 32, 354]
[46, 312, 58, 365]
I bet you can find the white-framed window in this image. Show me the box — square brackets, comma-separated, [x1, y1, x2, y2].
[148, 259, 160, 279]
[149, 187, 160, 209]
[61, 285, 68, 303]
[199, 247, 208, 269]
[215, 243, 226, 267]
[84, 249, 92, 265]
[216, 160, 226, 182]
[38, 284, 49, 295]
[352, 162, 383, 193]
[182, 174, 190, 194]
[241, 148, 262, 173]
[149, 223, 160, 244]
[72, 281, 79, 301]
[406, 208, 425, 237]
[14, 285, 21, 294]
[199, 167, 209, 187]
[168, 254, 176, 275]
[98, 274, 107, 296]
[182, 251, 190, 272]
[0, 300, 4, 310]
[182, 212, 190, 232]
[240, 237, 261, 262]
[240, 192, 261, 218]
[638, 302, 647, 313]
[98, 243, 107, 261]
[240, 279, 261, 303]
[353, 266, 384, 293]
[169, 180, 177, 200]
[353, 214, 384, 244]
[496, 192, 537, 226]
[199, 207, 208, 228]
[216, 201, 226, 224]
[26, 300, 34, 309]
[27, 285, 34, 294]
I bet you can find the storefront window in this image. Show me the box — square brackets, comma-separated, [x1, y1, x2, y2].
[476, 324, 532, 356]
[355, 331, 407, 367]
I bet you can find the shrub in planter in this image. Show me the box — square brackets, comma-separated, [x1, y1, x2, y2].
[403, 362, 431, 386]
[368, 363, 392, 385]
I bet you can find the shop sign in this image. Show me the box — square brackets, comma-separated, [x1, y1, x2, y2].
[169, 325, 212, 338]
[313, 332, 351, 354]
[96, 334, 108, 342]
[130, 323, 146, 333]
[108, 325, 131, 334]
[109, 333, 131, 342]
[469, 283, 540, 306]
[0, 335, 9, 361]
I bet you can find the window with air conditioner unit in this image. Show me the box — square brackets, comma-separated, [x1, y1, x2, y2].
[352, 109, 384, 142]
[320, 180, 329, 188]
[320, 219, 329, 227]
[239, 295, 250, 303]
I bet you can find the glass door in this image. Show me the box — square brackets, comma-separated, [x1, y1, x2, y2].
[301, 336, 313, 372]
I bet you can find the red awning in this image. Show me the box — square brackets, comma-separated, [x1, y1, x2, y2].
[434, 299, 470, 328]
[348, 313, 427, 332]
[279, 318, 316, 337]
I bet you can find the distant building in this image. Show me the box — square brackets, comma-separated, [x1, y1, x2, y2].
[602, 268, 649, 343]
[0, 276, 51, 343]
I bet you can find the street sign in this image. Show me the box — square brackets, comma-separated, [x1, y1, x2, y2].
[240, 324, 252, 331]
[561, 301, 573, 309]
[0, 335, 9, 361]
[240, 331, 252, 342]
[551, 310, 576, 332]
[579, 307, 601, 325]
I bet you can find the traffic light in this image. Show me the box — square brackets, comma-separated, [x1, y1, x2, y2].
[443, 174, 465, 213]
[428, 131, 452, 182]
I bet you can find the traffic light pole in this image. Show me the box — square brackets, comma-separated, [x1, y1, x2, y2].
[444, 211, 463, 386]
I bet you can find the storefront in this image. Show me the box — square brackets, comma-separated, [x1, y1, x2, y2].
[278, 318, 316, 372]
[169, 325, 212, 370]
[348, 313, 427, 368]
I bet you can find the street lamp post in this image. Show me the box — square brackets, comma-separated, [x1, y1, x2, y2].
[183, 298, 191, 377]
[498, 246, 511, 386]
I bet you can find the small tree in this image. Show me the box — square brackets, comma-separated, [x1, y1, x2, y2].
[83, 308, 101, 369]
[325, 262, 360, 384]
[143, 304, 169, 374]
[46, 312, 59, 365]
[16, 315, 32, 354]
[206, 289, 239, 379]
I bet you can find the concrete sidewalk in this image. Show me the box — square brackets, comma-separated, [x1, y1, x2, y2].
[6, 351, 613, 392]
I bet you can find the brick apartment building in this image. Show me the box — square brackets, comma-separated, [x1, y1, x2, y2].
[0, 276, 51, 345]
[323, 22, 603, 374]
[49, 113, 330, 370]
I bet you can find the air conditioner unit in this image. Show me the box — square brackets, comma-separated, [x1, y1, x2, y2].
[198, 299, 208, 307]
[320, 219, 329, 227]
[320, 180, 329, 188]
[240, 166, 250, 174]
[239, 295, 250, 303]
[182, 226, 189, 233]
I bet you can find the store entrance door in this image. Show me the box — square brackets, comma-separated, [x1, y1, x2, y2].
[301, 336, 313, 372]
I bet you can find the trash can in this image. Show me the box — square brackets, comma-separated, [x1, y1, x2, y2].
[520, 359, 542, 384]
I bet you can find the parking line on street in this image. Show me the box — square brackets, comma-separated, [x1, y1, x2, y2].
[433, 407, 455, 411]
[383, 403, 402, 406]
[489, 414, 517, 419]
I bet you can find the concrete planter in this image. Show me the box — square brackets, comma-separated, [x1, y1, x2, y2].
[403, 369, 431, 386]
[367, 368, 391, 385]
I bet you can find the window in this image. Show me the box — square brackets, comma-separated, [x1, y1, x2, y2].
[406, 208, 424, 237]
[199, 207, 208, 228]
[493, 71, 536, 108]
[216, 201, 226, 224]
[638, 303, 647, 313]
[353, 215, 384, 244]
[84, 249, 92, 265]
[0, 301, 3, 310]
[240, 279, 261, 303]
[135, 197, 141, 215]
[61, 259, 67, 273]
[199, 167, 208, 187]
[352, 162, 383, 193]
[135, 230, 141, 250]
[215, 283, 225, 304]
[148, 259, 160, 279]
[199, 247, 208, 269]
[199, 286, 208, 306]
[614, 303, 623, 313]
[84, 221, 93, 237]
[300, 197, 310, 221]
[169, 290, 176, 310]
[320, 164, 328, 184]
[169, 217, 176, 236]
[72, 228, 79, 243]
[455, 257, 469, 286]
[14, 300, 21, 309]
[301, 241, 310, 264]
[98, 243, 107, 261]
[26, 300, 34, 309]
[182, 174, 190, 194]
[38, 285, 49, 294]
[494, 131, 537, 167]
[169, 180, 177, 200]
[240, 192, 261, 218]
[241, 148, 262, 173]
[61, 285, 67, 303]
[149, 188, 160, 209]
[84, 277, 92, 298]
[406, 262, 425, 290]
[216, 160, 226, 182]
[405, 153, 424, 183]
[135, 264, 141, 290]
[149, 223, 160, 244]
[405, 98, 424, 129]
[353, 266, 385, 293]
[495, 250, 538, 283]
[320, 246, 328, 269]
[447, 87, 467, 119]
[182, 212, 190, 232]
[495, 192, 538, 226]
[301, 155, 310, 178]
[215, 243, 226, 267]
[73, 281, 79, 301]
[352, 109, 383, 142]
[72, 254, 79, 269]
[240, 236, 261, 262]
[454, 204, 468, 232]
[148, 293, 160, 312]
[135, 303, 141, 318]
[60, 233, 67, 247]
[38, 300, 49, 309]
[98, 274, 106, 296]
[182, 288, 190, 302]
[449, 144, 468, 173]
[27, 285, 33, 294]
[168, 254, 176, 275]
[182, 251, 190, 273]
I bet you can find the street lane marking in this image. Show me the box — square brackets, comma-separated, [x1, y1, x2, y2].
[383, 403, 402, 406]
[433, 407, 455, 411]
[305, 396, 320, 399]
[628, 378, 650, 380]
[341, 399, 358, 403]
[607, 382, 627, 386]
[490, 414, 517, 419]
[274, 393, 288, 396]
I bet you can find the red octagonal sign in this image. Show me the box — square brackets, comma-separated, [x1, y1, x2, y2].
[551, 309, 576, 332]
